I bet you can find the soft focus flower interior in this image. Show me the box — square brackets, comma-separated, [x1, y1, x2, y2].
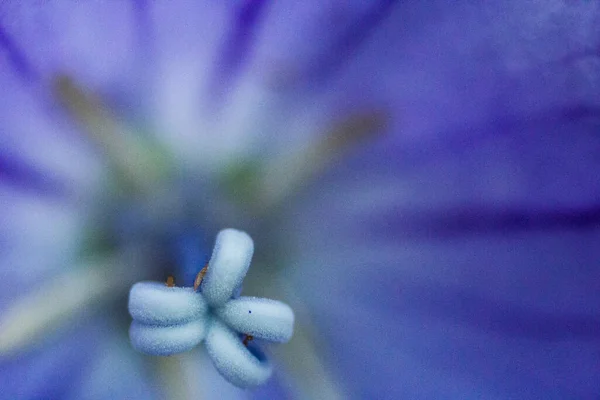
[1, 1, 599, 399]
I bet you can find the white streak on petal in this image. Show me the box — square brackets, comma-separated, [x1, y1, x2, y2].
[129, 319, 207, 356]
[128, 282, 207, 326]
[205, 320, 272, 388]
[202, 229, 254, 307]
[216, 297, 294, 342]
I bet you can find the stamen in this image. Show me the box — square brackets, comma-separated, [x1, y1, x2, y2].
[166, 276, 176, 287]
[247, 279, 345, 399]
[242, 334, 254, 347]
[53, 75, 171, 194]
[233, 110, 388, 213]
[193, 263, 209, 291]
[0, 246, 152, 355]
[154, 352, 201, 400]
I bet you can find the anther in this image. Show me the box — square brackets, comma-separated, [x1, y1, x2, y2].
[242, 334, 254, 347]
[166, 276, 175, 287]
[193, 263, 209, 291]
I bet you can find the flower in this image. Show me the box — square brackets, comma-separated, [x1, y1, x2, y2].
[0, 2, 599, 399]
[128, 228, 294, 387]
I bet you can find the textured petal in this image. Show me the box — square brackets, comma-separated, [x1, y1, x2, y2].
[65, 318, 160, 400]
[0, 318, 100, 399]
[0, 65, 104, 198]
[128, 281, 207, 326]
[205, 320, 272, 388]
[284, 120, 600, 398]
[0, 1, 140, 88]
[129, 319, 207, 356]
[251, 1, 393, 88]
[328, 1, 600, 153]
[216, 297, 294, 343]
[201, 229, 254, 307]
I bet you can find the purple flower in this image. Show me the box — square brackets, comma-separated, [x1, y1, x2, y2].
[1, 1, 600, 399]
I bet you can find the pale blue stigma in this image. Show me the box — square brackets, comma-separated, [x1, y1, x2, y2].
[127, 228, 295, 388]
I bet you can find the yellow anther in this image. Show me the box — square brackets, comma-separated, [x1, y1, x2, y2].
[166, 276, 175, 287]
[242, 335, 254, 347]
[193, 264, 209, 291]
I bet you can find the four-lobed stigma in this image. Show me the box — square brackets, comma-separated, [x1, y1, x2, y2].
[128, 228, 295, 387]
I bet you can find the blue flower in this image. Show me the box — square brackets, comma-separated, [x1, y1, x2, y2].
[128, 229, 294, 387]
[0, 1, 599, 399]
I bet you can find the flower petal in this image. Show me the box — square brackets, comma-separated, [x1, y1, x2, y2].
[216, 297, 294, 343]
[128, 282, 207, 326]
[129, 319, 207, 356]
[0, 1, 140, 87]
[201, 229, 254, 307]
[205, 320, 272, 388]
